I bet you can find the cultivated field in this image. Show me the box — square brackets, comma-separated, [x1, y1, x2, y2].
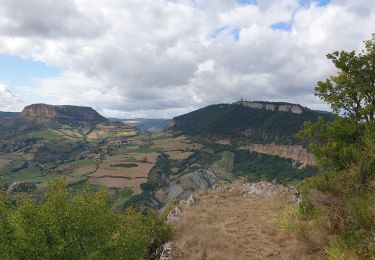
[166, 151, 194, 160]
[88, 153, 157, 193]
[151, 136, 203, 151]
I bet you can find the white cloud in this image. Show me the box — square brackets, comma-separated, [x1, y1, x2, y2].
[0, 0, 374, 118]
[0, 83, 23, 111]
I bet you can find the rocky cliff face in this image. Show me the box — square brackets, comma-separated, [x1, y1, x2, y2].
[245, 144, 316, 167]
[22, 104, 58, 118]
[234, 101, 304, 114]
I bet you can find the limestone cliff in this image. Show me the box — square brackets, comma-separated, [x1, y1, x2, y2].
[234, 101, 304, 114]
[244, 144, 316, 167]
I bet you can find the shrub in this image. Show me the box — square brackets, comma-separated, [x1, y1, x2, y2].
[0, 179, 171, 259]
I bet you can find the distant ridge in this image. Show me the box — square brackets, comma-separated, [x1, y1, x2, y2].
[170, 101, 332, 145]
[0, 111, 19, 119]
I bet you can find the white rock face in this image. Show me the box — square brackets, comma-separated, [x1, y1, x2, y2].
[234, 101, 305, 115]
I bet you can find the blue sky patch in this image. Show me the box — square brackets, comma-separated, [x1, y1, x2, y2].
[210, 26, 241, 41]
[0, 54, 61, 88]
[271, 22, 292, 31]
[237, 0, 257, 5]
[299, 0, 331, 7]
[231, 28, 241, 41]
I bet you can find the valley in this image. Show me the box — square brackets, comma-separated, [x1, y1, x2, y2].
[0, 101, 320, 213]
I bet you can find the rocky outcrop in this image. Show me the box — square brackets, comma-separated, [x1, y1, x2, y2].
[168, 119, 176, 127]
[156, 169, 218, 204]
[22, 104, 58, 118]
[245, 144, 316, 167]
[234, 101, 304, 114]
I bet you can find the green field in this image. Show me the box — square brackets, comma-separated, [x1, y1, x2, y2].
[0, 167, 42, 185]
[31, 130, 64, 140]
[212, 151, 234, 179]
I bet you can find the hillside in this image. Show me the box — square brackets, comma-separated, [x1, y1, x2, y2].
[0, 104, 108, 134]
[170, 101, 331, 145]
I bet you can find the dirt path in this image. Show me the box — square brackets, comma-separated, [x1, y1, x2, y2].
[170, 189, 323, 260]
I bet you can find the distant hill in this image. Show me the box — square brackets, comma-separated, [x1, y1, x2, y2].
[170, 101, 332, 145]
[0, 111, 19, 119]
[0, 104, 108, 131]
[121, 118, 170, 131]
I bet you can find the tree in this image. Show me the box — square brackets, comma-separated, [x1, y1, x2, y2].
[315, 34, 375, 122]
[295, 34, 375, 259]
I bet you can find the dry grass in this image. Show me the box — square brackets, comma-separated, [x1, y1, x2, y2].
[115, 131, 138, 137]
[166, 151, 194, 160]
[152, 137, 203, 152]
[172, 190, 323, 260]
[86, 129, 112, 140]
[88, 176, 146, 192]
[125, 152, 159, 163]
[0, 159, 10, 169]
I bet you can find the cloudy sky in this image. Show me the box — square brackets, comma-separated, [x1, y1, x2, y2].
[0, 0, 374, 118]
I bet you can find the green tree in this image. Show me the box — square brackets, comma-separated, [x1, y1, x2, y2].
[315, 34, 375, 122]
[296, 34, 375, 258]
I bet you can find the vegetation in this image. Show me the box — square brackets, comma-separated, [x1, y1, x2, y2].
[110, 163, 138, 168]
[171, 102, 330, 145]
[0, 179, 171, 259]
[233, 150, 318, 183]
[0, 167, 42, 185]
[294, 34, 375, 259]
[31, 130, 64, 140]
[212, 151, 234, 180]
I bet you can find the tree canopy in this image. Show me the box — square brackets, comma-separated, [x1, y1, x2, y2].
[296, 34, 375, 259]
[0, 179, 171, 259]
[315, 34, 375, 123]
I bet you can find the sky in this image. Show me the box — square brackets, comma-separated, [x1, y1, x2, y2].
[0, 0, 374, 118]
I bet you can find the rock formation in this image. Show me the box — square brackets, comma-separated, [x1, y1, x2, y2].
[245, 143, 316, 167]
[156, 169, 218, 204]
[20, 103, 108, 127]
[22, 104, 107, 121]
[234, 101, 305, 114]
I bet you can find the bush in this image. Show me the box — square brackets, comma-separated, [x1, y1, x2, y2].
[0, 179, 171, 259]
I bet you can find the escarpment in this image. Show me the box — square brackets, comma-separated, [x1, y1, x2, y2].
[245, 144, 316, 167]
[234, 101, 305, 114]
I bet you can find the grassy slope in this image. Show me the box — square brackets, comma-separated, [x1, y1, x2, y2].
[171, 186, 323, 260]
